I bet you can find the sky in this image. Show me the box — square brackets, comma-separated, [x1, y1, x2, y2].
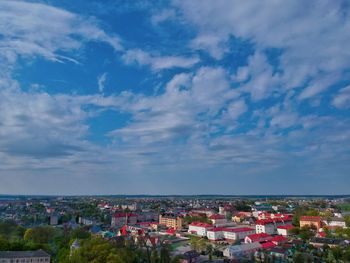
[0, 0, 350, 195]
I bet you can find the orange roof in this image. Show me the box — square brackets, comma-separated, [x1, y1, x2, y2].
[300, 216, 321, 222]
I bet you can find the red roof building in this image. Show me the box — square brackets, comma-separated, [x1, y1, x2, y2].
[245, 233, 273, 243]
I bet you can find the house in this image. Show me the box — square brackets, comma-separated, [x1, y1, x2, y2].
[209, 214, 227, 225]
[159, 213, 183, 230]
[255, 219, 275, 234]
[223, 242, 262, 260]
[245, 233, 273, 244]
[111, 213, 138, 227]
[180, 250, 200, 263]
[188, 222, 212, 236]
[277, 224, 294, 236]
[299, 216, 322, 230]
[222, 227, 256, 242]
[260, 241, 276, 249]
[271, 235, 288, 245]
[0, 250, 50, 263]
[323, 217, 346, 228]
[310, 237, 346, 248]
[256, 217, 292, 234]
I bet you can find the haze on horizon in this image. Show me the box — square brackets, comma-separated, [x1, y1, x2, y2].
[0, 0, 349, 195]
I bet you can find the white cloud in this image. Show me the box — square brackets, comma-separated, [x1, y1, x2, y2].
[174, 0, 350, 101]
[151, 9, 177, 25]
[227, 99, 247, 120]
[0, 0, 122, 71]
[332, 86, 350, 109]
[122, 49, 199, 71]
[97, 72, 108, 93]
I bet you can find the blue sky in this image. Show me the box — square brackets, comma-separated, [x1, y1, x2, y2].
[0, 0, 350, 195]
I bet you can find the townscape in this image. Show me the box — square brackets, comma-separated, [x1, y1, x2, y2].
[0, 195, 350, 262]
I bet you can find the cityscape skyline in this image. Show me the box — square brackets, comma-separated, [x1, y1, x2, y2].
[0, 0, 350, 195]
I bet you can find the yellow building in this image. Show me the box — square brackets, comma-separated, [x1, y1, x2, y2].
[159, 213, 183, 230]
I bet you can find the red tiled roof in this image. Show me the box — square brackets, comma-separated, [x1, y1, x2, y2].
[300, 216, 321, 222]
[189, 222, 212, 228]
[208, 227, 226, 232]
[261, 241, 277, 249]
[246, 233, 272, 242]
[223, 227, 254, 233]
[272, 236, 288, 242]
[209, 214, 225, 219]
[277, 224, 294, 230]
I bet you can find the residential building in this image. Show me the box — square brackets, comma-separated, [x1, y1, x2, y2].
[111, 213, 138, 227]
[223, 242, 261, 260]
[188, 222, 212, 237]
[245, 233, 273, 243]
[159, 213, 183, 230]
[299, 216, 322, 230]
[0, 250, 50, 263]
[209, 214, 226, 225]
[277, 224, 294, 236]
[323, 217, 346, 228]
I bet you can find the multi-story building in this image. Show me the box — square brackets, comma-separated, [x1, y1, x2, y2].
[255, 217, 292, 234]
[0, 250, 50, 263]
[206, 227, 255, 242]
[188, 222, 212, 237]
[159, 213, 183, 230]
[299, 216, 322, 230]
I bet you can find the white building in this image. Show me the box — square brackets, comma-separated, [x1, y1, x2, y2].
[188, 222, 213, 237]
[207, 227, 225, 241]
[323, 218, 346, 228]
[0, 250, 50, 263]
[277, 225, 294, 236]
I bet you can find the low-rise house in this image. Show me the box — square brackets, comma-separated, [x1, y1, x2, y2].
[323, 217, 346, 228]
[223, 242, 261, 260]
[209, 214, 227, 225]
[310, 237, 347, 248]
[0, 250, 50, 263]
[271, 235, 288, 245]
[277, 224, 294, 236]
[245, 233, 273, 244]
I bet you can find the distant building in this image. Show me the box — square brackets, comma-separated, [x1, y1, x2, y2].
[255, 217, 292, 234]
[245, 233, 273, 244]
[111, 213, 137, 227]
[323, 217, 346, 228]
[79, 217, 94, 226]
[209, 214, 226, 225]
[0, 250, 50, 263]
[188, 222, 212, 237]
[50, 214, 58, 225]
[206, 227, 255, 242]
[223, 242, 261, 260]
[180, 250, 200, 263]
[159, 213, 183, 230]
[277, 224, 294, 236]
[299, 216, 322, 230]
